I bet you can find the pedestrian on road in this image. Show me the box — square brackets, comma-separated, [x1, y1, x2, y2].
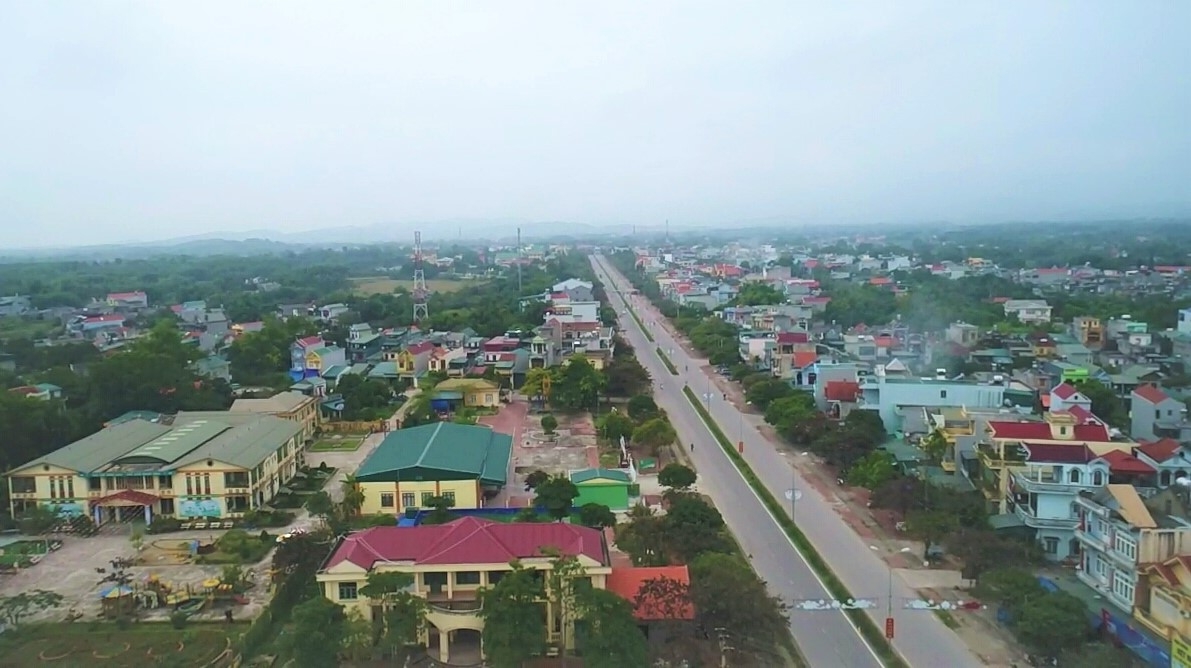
[690, 442, 695, 451]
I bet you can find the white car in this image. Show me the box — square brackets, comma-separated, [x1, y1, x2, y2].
[276, 528, 309, 543]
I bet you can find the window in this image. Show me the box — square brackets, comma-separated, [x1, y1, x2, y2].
[424, 572, 448, 592]
[10, 477, 35, 494]
[1092, 471, 1104, 486]
[940, 390, 947, 399]
[421, 492, 435, 506]
[401, 492, 415, 509]
[66, 477, 73, 498]
[202, 474, 211, 495]
[1112, 571, 1135, 605]
[1114, 536, 1137, 562]
[338, 582, 358, 600]
[1043, 537, 1059, 554]
[224, 472, 250, 488]
[88, 477, 102, 491]
[456, 571, 481, 585]
[380, 493, 395, 508]
[488, 571, 505, 586]
[1157, 410, 1162, 420]
[1069, 469, 1081, 484]
[186, 475, 193, 496]
[443, 491, 456, 505]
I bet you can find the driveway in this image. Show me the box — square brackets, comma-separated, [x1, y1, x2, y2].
[592, 255, 980, 668]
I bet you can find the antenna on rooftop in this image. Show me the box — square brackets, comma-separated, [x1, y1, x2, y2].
[413, 231, 428, 323]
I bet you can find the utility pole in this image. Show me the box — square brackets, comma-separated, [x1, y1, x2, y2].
[412, 231, 428, 323]
[516, 227, 523, 294]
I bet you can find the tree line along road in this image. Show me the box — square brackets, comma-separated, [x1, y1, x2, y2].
[591, 254, 981, 668]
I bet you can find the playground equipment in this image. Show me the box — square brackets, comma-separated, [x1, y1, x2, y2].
[99, 585, 135, 619]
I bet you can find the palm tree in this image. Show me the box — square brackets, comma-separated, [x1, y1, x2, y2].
[340, 474, 365, 517]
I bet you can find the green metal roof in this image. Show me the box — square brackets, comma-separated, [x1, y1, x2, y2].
[432, 391, 464, 401]
[118, 419, 230, 465]
[174, 415, 303, 470]
[368, 361, 400, 378]
[22, 419, 170, 473]
[106, 410, 163, 426]
[569, 468, 631, 485]
[355, 422, 511, 486]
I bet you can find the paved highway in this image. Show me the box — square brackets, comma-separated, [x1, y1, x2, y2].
[591, 255, 982, 668]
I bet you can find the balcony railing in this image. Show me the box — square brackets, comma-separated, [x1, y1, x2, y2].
[1012, 502, 1078, 530]
[978, 443, 1026, 465]
[1011, 472, 1088, 494]
[1073, 527, 1110, 550]
[428, 600, 483, 615]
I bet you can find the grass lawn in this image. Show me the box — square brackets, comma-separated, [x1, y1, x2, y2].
[0, 622, 243, 667]
[308, 436, 365, 452]
[349, 277, 485, 296]
[0, 540, 53, 567]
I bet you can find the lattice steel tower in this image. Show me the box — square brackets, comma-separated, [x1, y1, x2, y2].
[412, 230, 429, 323]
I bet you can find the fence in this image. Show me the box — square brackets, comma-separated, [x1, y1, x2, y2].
[1100, 607, 1171, 668]
[318, 420, 385, 434]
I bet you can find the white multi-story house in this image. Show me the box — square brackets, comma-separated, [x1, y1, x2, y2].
[1007, 444, 1154, 561]
[1075, 484, 1191, 614]
[1002, 299, 1053, 325]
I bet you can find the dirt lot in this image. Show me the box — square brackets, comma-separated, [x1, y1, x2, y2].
[481, 399, 600, 508]
[349, 277, 485, 295]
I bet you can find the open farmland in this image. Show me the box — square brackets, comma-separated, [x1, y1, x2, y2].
[349, 277, 485, 295]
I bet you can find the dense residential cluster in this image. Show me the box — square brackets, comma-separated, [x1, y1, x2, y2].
[619, 240, 1191, 665]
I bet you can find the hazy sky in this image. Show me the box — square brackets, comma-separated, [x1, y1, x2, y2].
[2, 2, 1189, 247]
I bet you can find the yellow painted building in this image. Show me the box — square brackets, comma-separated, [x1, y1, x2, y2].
[432, 378, 501, 408]
[354, 422, 512, 515]
[7, 412, 303, 524]
[317, 517, 612, 662]
[978, 412, 1131, 511]
[229, 390, 320, 444]
[1137, 555, 1191, 643]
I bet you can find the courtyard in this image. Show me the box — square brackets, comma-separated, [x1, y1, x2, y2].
[480, 399, 601, 507]
[0, 622, 241, 667]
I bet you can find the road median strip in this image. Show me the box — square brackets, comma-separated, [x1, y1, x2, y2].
[602, 267, 655, 342]
[682, 386, 907, 668]
[656, 347, 679, 375]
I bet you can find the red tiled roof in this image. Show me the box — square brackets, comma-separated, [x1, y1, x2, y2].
[405, 341, 435, 355]
[91, 489, 158, 506]
[791, 351, 818, 369]
[107, 291, 146, 300]
[825, 380, 861, 402]
[1051, 383, 1079, 400]
[989, 420, 1111, 442]
[1022, 443, 1094, 464]
[1138, 438, 1182, 463]
[8, 386, 40, 396]
[802, 296, 831, 304]
[606, 566, 695, 621]
[1033, 267, 1068, 275]
[296, 335, 322, 348]
[1143, 562, 1180, 587]
[1064, 405, 1102, 426]
[325, 517, 606, 570]
[1133, 383, 1170, 405]
[1041, 394, 1051, 409]
[803, 259, 820, 268]
[869, 277, 893, 286]
[776, 332, 809, 344]
[874, 335, 896, 348]
[1096, 449, 1155, 475]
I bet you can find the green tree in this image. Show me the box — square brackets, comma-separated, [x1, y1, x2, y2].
[524, 469, 550, 491]
[1074, 380, 1129, 428]
[521, 368, 552, 402]
[575, 587, 650, 668]
[730, 282, 786, 307]
[631, 417, 678, 456]
[596, 410, 635, 444]
[626, 394, 659, 422]
[664, 493, 733, 562]
[905, 509, 959, 555]
[689, 553, 789, 664]
[359, 571, 427, 657]
[745, 379, 794, 410]
[763, 392, 817, 435]
[541, 413, 558, 435]
[657, 463, 697, 492]
[603, 355, 651, 398]
[0, 590, 64, 629]
[282, 596, 347, 668]
[533, 475, 580, 521]
[478, 562, 546, 667]
[614, 506, 670, 566]
[921, 429, 948, 465]
[340, 474, 365, 518]
[577, 503, 617, 529]
[341, 608, 374, 662]
[423, 494, 457, 525]
[552, 355, 606, 411]
[1013, 592, 1090, 657]
[845, 451, 897, 490]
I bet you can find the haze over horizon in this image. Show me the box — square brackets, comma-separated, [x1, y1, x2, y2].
[3, 2, 1189, 249]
